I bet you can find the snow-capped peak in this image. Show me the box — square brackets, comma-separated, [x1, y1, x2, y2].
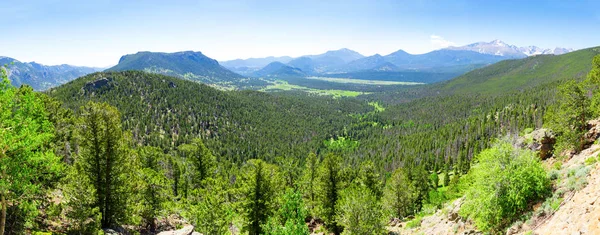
[446, 40, 574, 58]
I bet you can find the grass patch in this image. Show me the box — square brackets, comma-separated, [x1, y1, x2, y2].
[405, 215, 423, 228]
[260, 80, 366, 98]
[306, 76, 424, 85]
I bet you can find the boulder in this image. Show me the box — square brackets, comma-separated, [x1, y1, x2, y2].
[518, 128, 556, 160]
[584, 119, 600, 148]
[157, 225, 196, 235]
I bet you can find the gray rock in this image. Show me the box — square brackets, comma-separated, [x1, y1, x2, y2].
[157, 225, 195, 235]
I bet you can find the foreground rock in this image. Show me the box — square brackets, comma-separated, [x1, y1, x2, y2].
[530, 145, 600, 235]
[157, 225, 201, 235]
[517, 128, 556, 160]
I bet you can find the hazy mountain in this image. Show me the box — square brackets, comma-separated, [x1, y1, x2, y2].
[338, 49, 506, 73]
[287, 57, 316, 74]
[251, 61, 305, 77]
[106, 51, 248, 86]
[447, 40, 574, 57]
[220, 56, 293, 69]
[305, 48, 365, 63]
[0, 57, 100, 90]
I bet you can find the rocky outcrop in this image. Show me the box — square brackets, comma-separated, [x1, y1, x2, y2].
[583, 119, 600, 149]
[517, 129, 556, 160]
[157, 225, 201, 235]
[84, 77, 113, 91]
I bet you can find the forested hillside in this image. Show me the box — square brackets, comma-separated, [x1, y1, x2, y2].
[47, 71, 371, 162]
[3, 50, 600, 235]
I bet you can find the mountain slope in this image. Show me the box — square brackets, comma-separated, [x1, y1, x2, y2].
[105, 51, 251, 87]
[1, 57, 100, 90]
[47, 70, 370, 161]
[251, 62, 305, 77]
[220, 56, 293, 69]
[435, 46, 600, 94]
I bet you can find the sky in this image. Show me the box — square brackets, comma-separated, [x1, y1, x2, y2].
[1, 0, 599, 67]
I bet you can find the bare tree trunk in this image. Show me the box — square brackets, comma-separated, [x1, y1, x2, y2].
[0, 192, 6, 235]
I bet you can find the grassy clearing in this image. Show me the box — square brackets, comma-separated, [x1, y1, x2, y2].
[306, 76, 424, 85]
[260, 80, 366, 98]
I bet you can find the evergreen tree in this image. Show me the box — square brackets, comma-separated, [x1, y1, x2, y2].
[178, 138, 216, 187]
[77, 101, 129, 228]
[190, 177, 231, 235]
[316, 153, 345, 235]
[545, 80, 590, 153]
[301, 152, 319, 216]
[0, 69, 62, 235]
[240, 159, 282, 235]
[357, 160, 383, 199]
[263, 189, 310, 235]
[133, 146, 171, 232]
[587, 55, 600, 115]
[382, 167, 414, 219]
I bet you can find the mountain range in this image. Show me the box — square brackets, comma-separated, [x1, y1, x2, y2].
[2, 39, 577, 90]
[447, 39, 573, 57]
[0, 56, 101, 90]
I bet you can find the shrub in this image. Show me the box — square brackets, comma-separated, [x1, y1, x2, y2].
[585, 157, 597, 165]
[459, 141, 551, 232]
[336, 185, 385, 235]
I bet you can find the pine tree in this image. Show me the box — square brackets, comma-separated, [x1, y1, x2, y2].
[263, 189, 310, 235]
[240, 159, 282, 235]
[77, 101, 129, 228]
[382, 167, 414, 219]
[545, 80, 590, 153]
[133, 146, 171, 232]
[301, 152, 319, 216]
[357, 160, 382, 199]
[178, 138, 216, 187]
[316, 153, 345, 235]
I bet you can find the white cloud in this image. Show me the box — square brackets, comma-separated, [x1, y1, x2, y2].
[430, 35, 456, 49]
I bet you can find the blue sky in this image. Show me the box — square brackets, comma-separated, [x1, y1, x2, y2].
[1, 0, 599, 67]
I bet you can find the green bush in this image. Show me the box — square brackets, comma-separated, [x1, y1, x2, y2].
[336, 185, 385, 235]
[459, 141, 551, 232]
[585, 157, 597, 165]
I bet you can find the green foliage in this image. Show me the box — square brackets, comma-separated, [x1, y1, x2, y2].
[263, 189, 310, 235]
[544, 80, 590, 153]
[382, 167, 414, 219]
[335, 185, 385, 235]
[178, 138, 216, 187]
[316, 154, 346, 234]
[75, 101, 130, 228]
[0, 68, 62, 235]
[188, 177, 231, 235]
[459, 141, 551, 232]
[301, 152, 320, 216]
[356, 160, 383, 199]
[405, 215, 423, 229]
[129, 146, 172, 231]
[587, 55, 600, 115]
[323, 136, 359, 152]
[585, 156, 597, 165]
[49, 71, 371, 164]
[63, 165, 102, 233]
[240, 159, 283, 235]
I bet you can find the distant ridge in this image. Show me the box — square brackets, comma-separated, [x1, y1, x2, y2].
[106, 51, 253, 87]
[0, 56, 100, 90]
